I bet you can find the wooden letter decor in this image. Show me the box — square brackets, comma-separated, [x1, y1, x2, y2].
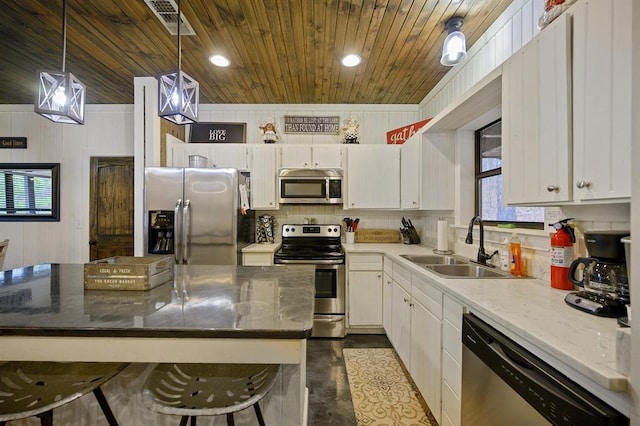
[284, 116, 340, 134]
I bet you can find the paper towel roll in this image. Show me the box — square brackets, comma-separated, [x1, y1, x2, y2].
[437, 220, 448, 251]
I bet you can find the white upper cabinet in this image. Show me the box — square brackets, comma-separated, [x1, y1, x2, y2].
[401, 132, 455, 210]
[248, 145, 279, 210]
[421, 132, 455, 210]
[503, 0, 632, 205]
[169, 143, 249, 170]
[401, 137, 421, 209]
[280, 144, 342, 169]
[572, 0, 631, 201]
[345, 145, 400, 209]
[502, 12, 572, 205]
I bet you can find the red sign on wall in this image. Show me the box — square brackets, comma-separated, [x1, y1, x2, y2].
[386, 119, 431, 144]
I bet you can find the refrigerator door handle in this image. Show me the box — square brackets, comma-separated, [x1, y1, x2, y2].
[174, 199, 183, 264]
[183, 199, 191, 264]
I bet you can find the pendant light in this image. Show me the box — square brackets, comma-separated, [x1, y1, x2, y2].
[34, 0, 86, 125]
[440, 17, 467, 67]
[158, 0, 199, 124]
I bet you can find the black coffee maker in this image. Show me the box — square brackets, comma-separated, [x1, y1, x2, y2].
[565, 230, 629, 317]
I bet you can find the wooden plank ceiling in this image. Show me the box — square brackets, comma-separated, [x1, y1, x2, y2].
[0, 0, 512, 105]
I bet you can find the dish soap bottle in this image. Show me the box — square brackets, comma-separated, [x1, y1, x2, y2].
[509, 233, 523, 277]
[499, 237, 510, 271]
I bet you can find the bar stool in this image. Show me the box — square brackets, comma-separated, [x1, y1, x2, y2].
[0, 362, 127, 426]
[142, 363, 280, 426]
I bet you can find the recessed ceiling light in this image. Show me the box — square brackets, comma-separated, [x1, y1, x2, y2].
[341, 54, 361, 67]
[209, 55, 230, 67]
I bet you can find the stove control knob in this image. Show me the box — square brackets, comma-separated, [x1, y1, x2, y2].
[284, 227, 290, 233]
[333, 227, 338, 233]
[291, 227, 295, 232]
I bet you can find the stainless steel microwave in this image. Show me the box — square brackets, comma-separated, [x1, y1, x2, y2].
[278, 168, 343, 204]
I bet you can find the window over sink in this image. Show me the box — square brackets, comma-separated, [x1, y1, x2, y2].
[475, 120, 543, 229]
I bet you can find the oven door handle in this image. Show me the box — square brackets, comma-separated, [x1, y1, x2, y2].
[274, 259, 344, 265]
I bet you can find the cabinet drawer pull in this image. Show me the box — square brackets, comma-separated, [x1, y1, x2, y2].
[546, 185, 559, 192]
[576, 180, 591, 189]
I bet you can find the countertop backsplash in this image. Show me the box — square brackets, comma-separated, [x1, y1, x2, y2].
[256, 204, 630, 284]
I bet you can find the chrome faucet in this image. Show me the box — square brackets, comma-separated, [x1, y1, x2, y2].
[465, 216, 498, 266]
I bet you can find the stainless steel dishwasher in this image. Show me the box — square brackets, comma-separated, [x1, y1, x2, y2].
[461, 314, 629, 425]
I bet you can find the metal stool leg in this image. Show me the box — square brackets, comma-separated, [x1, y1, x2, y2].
[253, 402, 266, 426]
[36, 410, 53, 426]
[93, 387, 119, 426]
[179, 416, 189, 426]
[190, 416, 197, 425]
[226, 412, 235, 426]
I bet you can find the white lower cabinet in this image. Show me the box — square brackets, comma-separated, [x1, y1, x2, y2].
[347, 254, 383, 328]
[410, 275, 442, 424]
[391, 281, 412, 364]
[386, 260, 443, 423]
[441, 294, 465, 426]
[383, 256, 393, 335]
[389, 263, 412, 361]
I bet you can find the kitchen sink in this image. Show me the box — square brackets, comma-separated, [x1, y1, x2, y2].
[425, 264, 514, 279]
[400, 254, 468, 265]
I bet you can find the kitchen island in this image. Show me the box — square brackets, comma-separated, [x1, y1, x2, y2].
[0, 263, 315, 425]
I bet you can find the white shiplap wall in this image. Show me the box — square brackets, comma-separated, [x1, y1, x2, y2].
[193, 104, 419, 145]
[0, 105, 134, 270]
[419, 0, 545, 118]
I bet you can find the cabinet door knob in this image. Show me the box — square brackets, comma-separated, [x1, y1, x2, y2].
[546, 185, 559, 192]
[403, 298, 409, 303]
[576, 180, 591, 189]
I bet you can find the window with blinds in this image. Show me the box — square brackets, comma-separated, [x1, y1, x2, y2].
[0, 164, 60, 221]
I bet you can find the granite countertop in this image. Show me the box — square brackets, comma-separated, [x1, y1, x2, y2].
[0, 264, 315, 339]
[343, 243, 628, 394]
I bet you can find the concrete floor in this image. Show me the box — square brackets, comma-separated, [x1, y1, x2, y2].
[306, 334, 393, 425]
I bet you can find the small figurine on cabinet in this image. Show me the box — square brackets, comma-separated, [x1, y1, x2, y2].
[259, 118, 279, 143]
[341, 117, 359, 144]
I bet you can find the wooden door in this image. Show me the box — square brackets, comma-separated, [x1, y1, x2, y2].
[89, 157, 134, 260]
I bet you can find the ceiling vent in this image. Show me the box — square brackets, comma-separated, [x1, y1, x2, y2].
[145, 0, 196, 36]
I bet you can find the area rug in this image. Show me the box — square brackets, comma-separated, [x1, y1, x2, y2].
[343, 348, 435, 425]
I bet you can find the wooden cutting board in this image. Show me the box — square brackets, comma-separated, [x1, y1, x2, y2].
[354, 229, 402, 243]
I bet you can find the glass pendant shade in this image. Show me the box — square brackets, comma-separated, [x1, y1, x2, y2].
[440, 17, 467, 66]
[158, 69, 199, 124]
[35, 70, 86, 124]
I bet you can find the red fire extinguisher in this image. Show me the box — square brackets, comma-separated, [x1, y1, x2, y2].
[549, 218, 576, 290]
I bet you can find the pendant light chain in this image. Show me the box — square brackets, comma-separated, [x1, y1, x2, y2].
[177, 0, 181, 72]
[61, 0, 67, 72]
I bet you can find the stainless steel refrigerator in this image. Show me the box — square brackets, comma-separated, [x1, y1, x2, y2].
[144, 167, 255, 265]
